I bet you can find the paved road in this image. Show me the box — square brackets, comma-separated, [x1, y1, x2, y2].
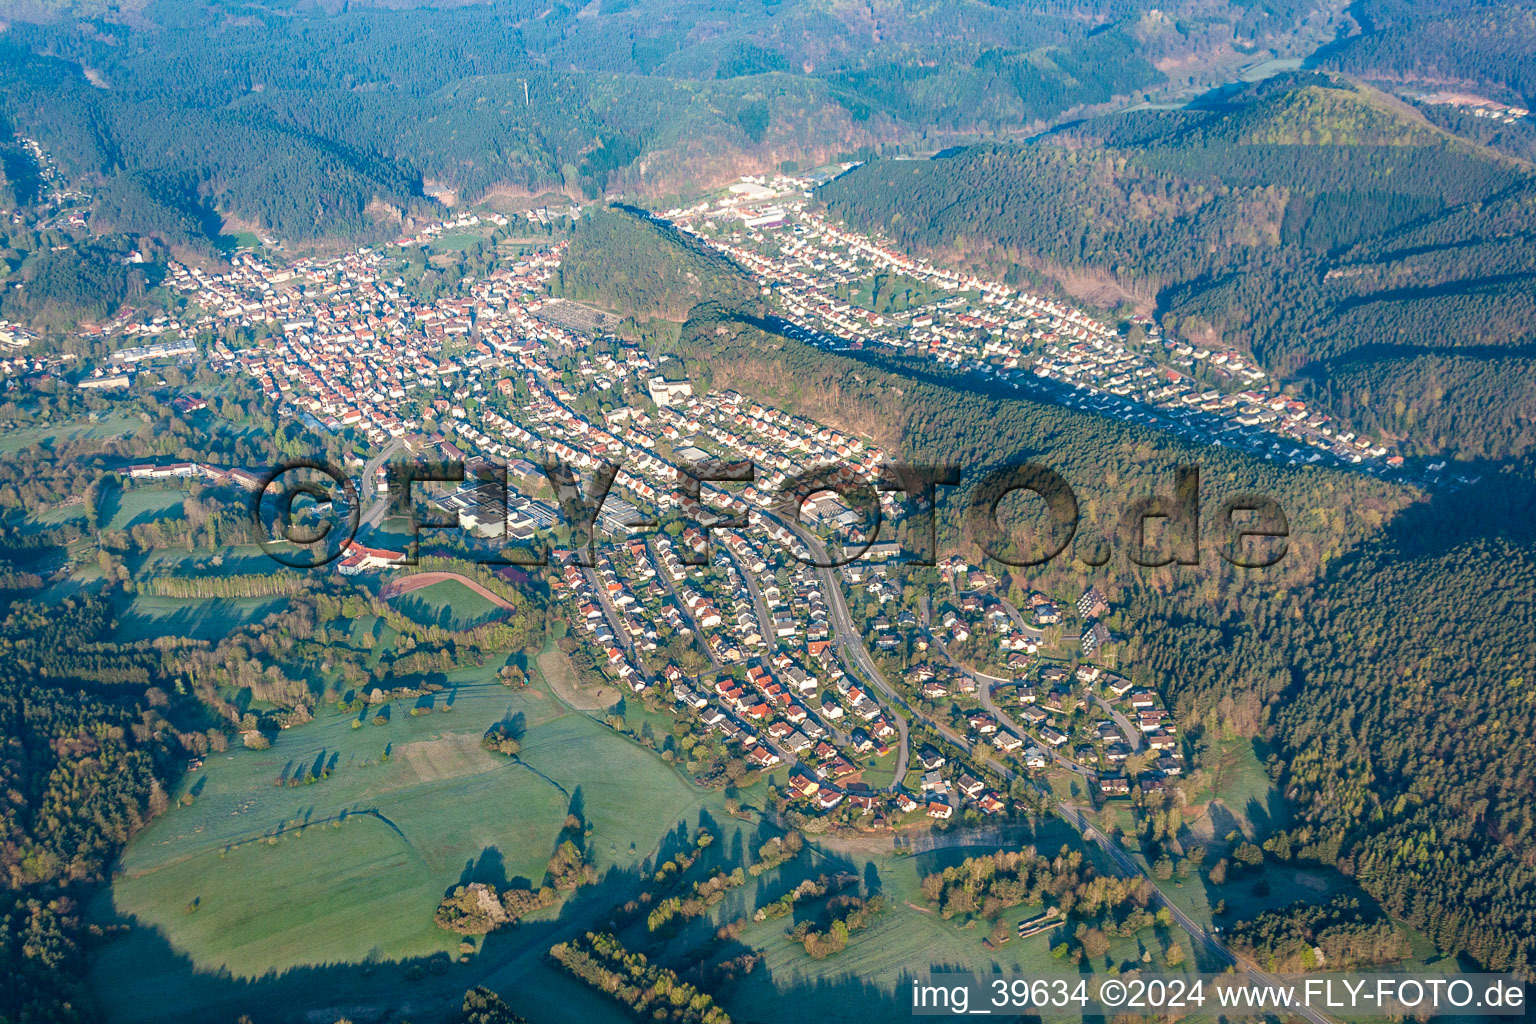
[581, 563, 655, 686]
[645, 539, 722, 669]
[989, 590, 1043, 640]
[924, 601, 1011, 685]
[708, 545, 869, 752]
[775, 515, 910, 785]
[358, 437, 406, 530]
[516, 479, 1327, 1008]
[721, 544, 778, 655]
[1062, 804, 1336, 1024]
[1092, 694, 1144, 751]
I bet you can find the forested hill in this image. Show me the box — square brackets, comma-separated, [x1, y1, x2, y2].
[552, 207, 755, 322]
[0, 0, 1345, 243]
[819, 75, 1536, 460]
[1317, 0, 1536, 108]
[672, 304, 1409, 599]
[1268, 466, 1536, 972]
[671, 305, 1536, 974]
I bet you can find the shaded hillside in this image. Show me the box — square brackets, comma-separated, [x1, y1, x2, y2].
[552, 207, 754, 322]
[0, 240, 162, 332]
[819, 76, 1536, 455]
[1270, 466, 1536, 972]
[1307, 351, 1536, 460]
[0, 140, 40, 212]
[672, 304, 1408, 598]
[1319, 0, 1536, 107]
[0, 0, 1349, 241]
[1413, 101, 1536, 163]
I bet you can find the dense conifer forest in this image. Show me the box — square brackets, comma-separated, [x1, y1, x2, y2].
[554, 208, 755, 321]
[0, 0, 1351, 243]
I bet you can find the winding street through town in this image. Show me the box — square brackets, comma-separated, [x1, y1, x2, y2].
[775, 516, 1333, 1024]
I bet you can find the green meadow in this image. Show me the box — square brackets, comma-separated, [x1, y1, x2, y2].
[93, 656, 1199, 1024]
[389, 578, 507, 630]
[0, 412, 141, 454]
[429, 231, 490, 253]
[101, 486, 189, 532]
[1180, 736, 1289, 843]
[129, 544, 288, 576]
[718, 828, 1168, 1024]
[113, 593, 287, 641]
[91, 659, 708, 1022]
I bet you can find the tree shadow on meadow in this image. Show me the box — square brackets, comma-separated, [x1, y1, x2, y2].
[89, 805, 1112, 1024]
[91, 808, 740, 1024]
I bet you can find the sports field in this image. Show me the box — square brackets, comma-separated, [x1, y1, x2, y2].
[385, 576, 511, 629]
[429, 231, 490, 252]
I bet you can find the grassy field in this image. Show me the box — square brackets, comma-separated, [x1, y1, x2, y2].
[28, 502, 88, 528]
[535, 645, 616, 711]
[1181, 736, 1288, 844]
[834, 273, 952, 316]
[113, 594, 288, 641]
[90, 658, 709, 1023]
[389, 578, 506, 630]
[689, 817, 1182, 1024]
[0, 413, 140, 454]
[430, 231, 490, 252]
[852, 747, 901, 790]
[102, 487, 188, 532]
[128, 545, 288, 577]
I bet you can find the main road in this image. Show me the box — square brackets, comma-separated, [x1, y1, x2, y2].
[1063, 803, 1335, 1024]
[357, 437, 407, 530]
[778, 512, 1332, 1024]
[773, 514, 911, 784]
